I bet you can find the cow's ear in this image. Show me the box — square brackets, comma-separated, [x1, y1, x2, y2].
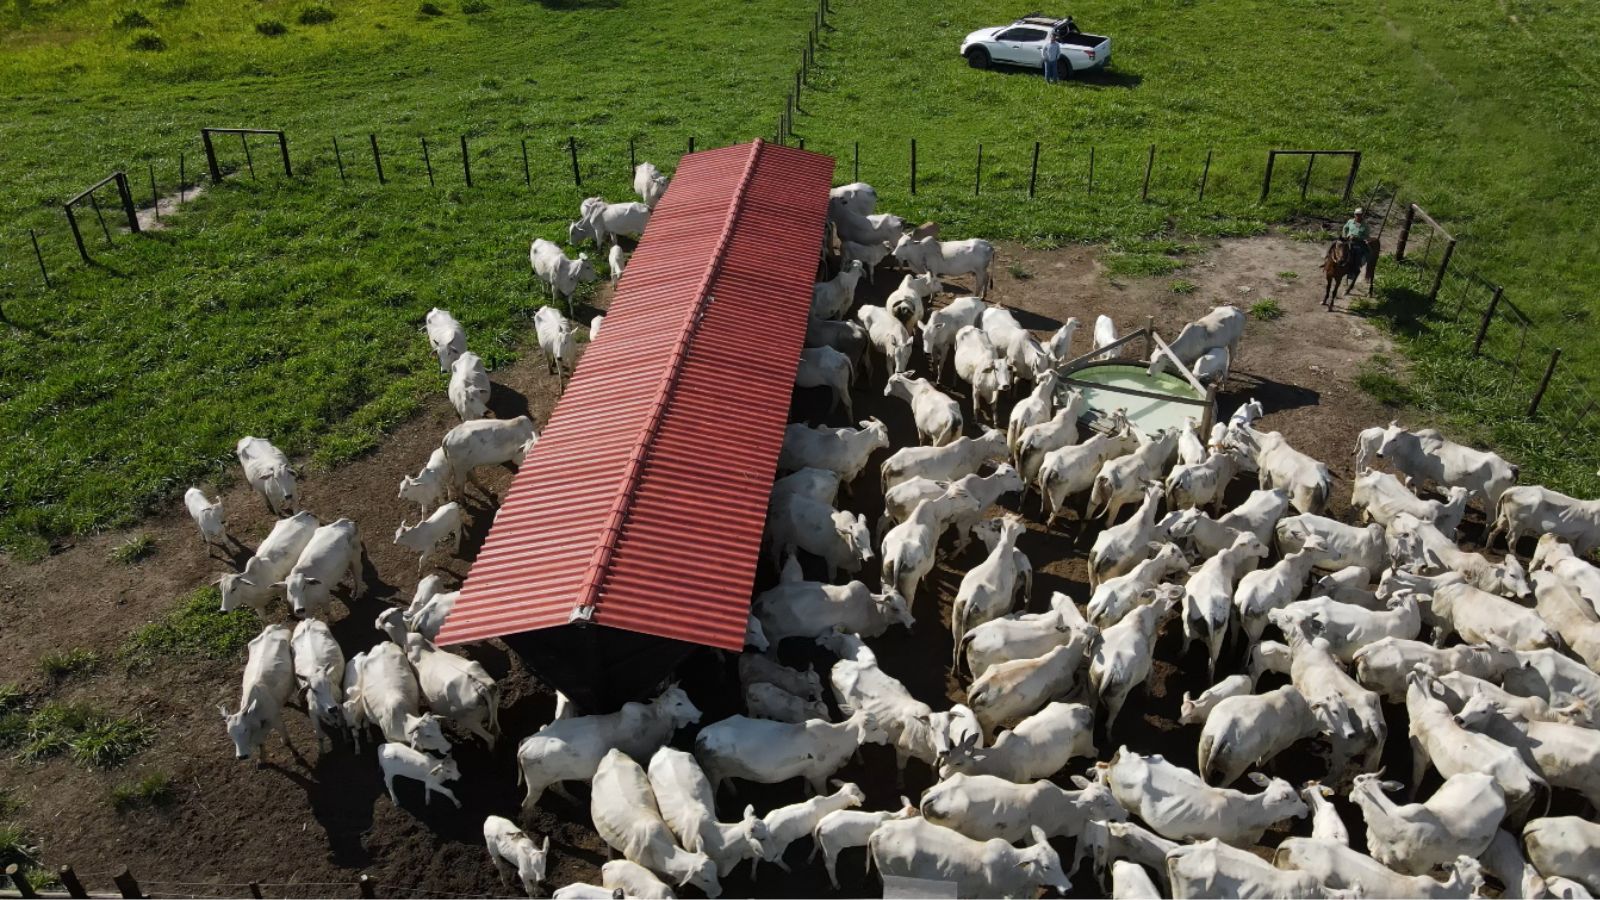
[304, 577, 322, 586]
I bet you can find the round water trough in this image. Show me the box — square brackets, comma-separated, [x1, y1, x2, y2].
[1057, 325, 1218, 434]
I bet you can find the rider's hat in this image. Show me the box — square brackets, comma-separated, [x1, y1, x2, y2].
[1353, 207, 1365, 216]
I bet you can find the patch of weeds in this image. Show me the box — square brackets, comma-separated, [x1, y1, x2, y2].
[1007, 264, 1032, 280]
[109, 533, 155, 564]
[0, 789, 21, 817]
[39, 648, 100, 681]
[1277, 270, 1299, 281]
[297, 5, 334, 23]
[1287, 228, 1325, 243]
[10, 702, 150, 768]
[128, 31, 165, 50]
[461, 0, 489, 12]
[70, 716, 152, 768]
[255, 19, 288, 35]
[1250, 298, 1284, 321]
[121, 586, 257, 668]
[0, 684, 25, 715]
[1170, 278, 1196, 294]
[111, 772, 176, 811]
[1105, 253, 1184, 278]
[112, 9, 151, 28]
[1357, 357, 1416, 408]
[0, 823, 38, 870]
[418, 2, 443, 14]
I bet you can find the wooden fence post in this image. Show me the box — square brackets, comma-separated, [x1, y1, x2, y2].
[1394, 203, 1416, 261]
[241, 132, 255, 179]
[1198, 148, 1212, 202]
[1528, 348, 1562, 418]
[88, 192, 113, 244]
[795, 68, 802, 106]
[421, 137, 434, 186]
[358, 875, 376, 899]
[688, 136, 695, 154]
[1300, 152, 1315, 200]
[148, 164, 159, 223]
[65, 204, 89, 263]
[522, 139, 532, 186]
[6, 864, 38, 898]
[1141, 143, 1155, 201]
[909, 138, 917, 196]
[628, 137, 635, 172]
[180, 151, 187, 202]
[332, 137, 346, 183]
[112, 867, 143, 899]
[58, 865, 87, 900]
[114, 172, 141, 234]
[1087, 146, 1095, 195]
[853, 141, 859, 182]
[277, 131, 292, 177]
[568, 136, 581, 186]
[201, 129, 221, 183]
[1028, 140, 1040, 199]
[249, 881, 263, 899]
[1427, 238, 1456, 304]
[460, 134, 472, 187]
[1472, 285, 1503, 357]
[1343, 151, 1362, 202]
[974, 142, 982, 196]
[30, 227, 50, 288]
[370, 134, 386, 184]
[1259, 150, 1276, 203]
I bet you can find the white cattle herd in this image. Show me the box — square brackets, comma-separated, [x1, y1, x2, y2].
[176, 173, 1600, 898]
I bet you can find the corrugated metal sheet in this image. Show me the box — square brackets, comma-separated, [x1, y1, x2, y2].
[437, 140, 835, 653]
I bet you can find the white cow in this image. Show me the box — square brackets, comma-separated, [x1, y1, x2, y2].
[1303, 783, 1349, 846]
[883, 374, 963, 447]
[1525, 817, 1600, 896]
[855, 305, 913, 377]
[634, 162, 669, 208]
[1431, 579, 1558, 650]
[1044, 317, 1081, 367]
[1181, 532, 1269, 678]
[1232, 426, 1332, 515]
[647, 747, 767, 878]
[1375, 422, 1519, 509]
[405, 634, 499, 748]
[1166, 449, 1241, 514]
[516, 686, 701, 810]
[1090, 592, 1176, 731]
[923, 296, 987, 381]
[966, 643, 1091, 739]
[939, 465, 1025, 551]
[1008, 371, 1060, 455]
[892, 234, 996, 298]
[807, 316, 870, 367]
[440, 415, 537, 498]
[235, 435, 298, 516]
[378, 742, 462, 808]
[921, 772, 1125, 844]
[795, 346, 855, 416]
[744, 682, 827, 724]
[1276, 514, 1385, 575]
[1491, 485, 1600, 556]
[1387, 513, 1533, 598]
[1087, 544, 1188, 629]
[1037, 423, 1140, 528]
[571, 198, 651, 246]
[754, 579, 912, 642]
[766, 495, 873, 581]
[1405, 670, 1547, 822]
[880, 495, 961, 606]
[812, 260, 866, 320]
[398, 447, 450, 518]
[1279, 616, 1386, 780]
[1534, 534, 1600, 618]
[812, 802, 917, 890]
[952, 325, 1014, 425]
[1167, 839, 1335, 900]
[1088, 483, 1167, 590]
[1269, 592, 1422, 661]
[1092, 315, 1119, 360]
[280, 518, 363, 619]
[290, 618, 345, 749]
[1148, 306, 1246, 373]
[1015, 395, 1090, 487]
[601, 861, 674, 900]
[530, 239, 599, 309]
[880, 429, 1007, 491]
[1106, 748, 1307, 846]
[841, 240, 894, 284]
[1178, 675, 1253, 726]
[778, 419, 889, 486]
[447, 351, 491, 420]
[739, 652, 823, 702]
[219, 511, 319, 614]
[393, 501, 464, 574]
[885, 272, 941, 330]
[1111, 861, 1162, 900]
[1079, 820, 1180, 893]
[949, 517, 1028, 663]
[220, 624, 296, 760]
[1351, 636, 1515, 703]
[1234, 538, 1324, 643]
[1351, 469, 1469, 536]
[406, 589, 458, 642]
[869, 819, 1071, 899]
[1273, 838, 1483, 900]
[1348, 772, 1504, 876]
[590, 749, 720, 898]
[756, 783, 866, 874]
[1533, 569, 1600, 669]
[535, 306, 579, 386]
[608, 245, 628, 284]
[1091, 429, 1180, 523]
[184, 487, 228, 547]
[1454, 692, 1600, 811]
[425, 307, 467, 373]
[484, 816, 551, 897]
[693, 711, 889, 796]
[353, 642, 450, 754]
[959, 598, 1097, 682]
[1196, 685, 1320, 787]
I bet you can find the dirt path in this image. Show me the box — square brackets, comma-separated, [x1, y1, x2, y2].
[0, 233, 1409, 897]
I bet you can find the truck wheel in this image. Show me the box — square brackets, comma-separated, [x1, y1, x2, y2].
[1058, 60, 1074, 79]
[965, 47, 991, 69]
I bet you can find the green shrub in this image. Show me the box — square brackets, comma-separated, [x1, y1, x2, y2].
[111, 772, 175, 811]
[297, 5, 335, 23]
[1277, 270, 1299, 281]
[1250, 298, 1285, 321]
[121, 586, 257, 667]
[1170, 278, 1196, 294]
[9, 702, 150, 768]
[112, 9, 152, 28]
[39, 648, 99, 680]
[418, 2, 443, 14]
[0, 823, 38, 870]
[128, 31, 165, 50]
[109, 533, 155, 564]
[1007, 264, 1032, 281]
[255, 19, 288, 35]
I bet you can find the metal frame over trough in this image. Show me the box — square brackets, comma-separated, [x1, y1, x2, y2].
[436, 139, 836, 713]
[1058, 325, 1218, 435]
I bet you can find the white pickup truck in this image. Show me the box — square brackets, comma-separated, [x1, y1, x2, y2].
[960, 15, 1111, 76]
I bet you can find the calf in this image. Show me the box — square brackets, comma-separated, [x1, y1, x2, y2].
[281, 518, 363, 618]
[922, 772, 1125, 844]
[608, 245, 628, 283]
[811, 259, 866, 320]
[778, 419, 889, 486]
[1196, 685, 1320, 787]
[378, 742, 462, 808]
[405, 634, 500, 748]
[633, 162, 669, 208]
[869, 820, 1070, 898]
[441, 415, 537, 498]
[236, 435, 298, 516]
[601, 861, 674, 900]
[393, 501, 464, 574]
[922, 296, 986, 381]
[883, 374, 962, 446]
[484, 816, 551, 897]
[220, 511, 318, 613]
[1106, 747, 1307, 845]
[1352, 468, 1470, 536]
[757, 783, 866, 874]
[290, 619, 345, 750]
[647, 747, 767, 878]
[221, 624, 296, 760]
[530, 238, 598, 309]
[891, 234, 995, 297]
[398, 447, 450, 517]
[516, 686, 701, 810]
[1090, 592, 1175, 731]
[1178, 675, 1253, 726]
[184, 487, 229, 548]
[693, 711, 889, 796]
[425, 307, 466, 372]
[795, 345, 855, 416]
[535, 306, 579, 386]
[590, 750, 720, 898]
[812, 803, 916, 890]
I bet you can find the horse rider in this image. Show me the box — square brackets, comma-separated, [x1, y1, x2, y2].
[1342, 207, 1370, 268]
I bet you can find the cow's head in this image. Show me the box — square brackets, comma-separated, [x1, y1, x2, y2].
[657, 684, 703, 728]
[220, 699, 261, 760]
[1375, 420, 1407, 459]
[1023, 827, 1072, 895]
[873, 586, 915, 632]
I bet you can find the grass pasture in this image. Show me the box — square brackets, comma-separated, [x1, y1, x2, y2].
[2, 0, 1600, 552]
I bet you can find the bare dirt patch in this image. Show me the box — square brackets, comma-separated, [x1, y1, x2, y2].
[0, 233, 1414, 898]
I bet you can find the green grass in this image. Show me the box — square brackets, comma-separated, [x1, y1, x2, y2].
[0, 789, 21, 818]
[109, 533, 155, 564]
[1006, 263, 1031, 280]
[4, 0, 1600, 551]
[110, 772, 176, 811]
[0, 823, 38, 870]
[0, 701, 152, 768]
[120, 586, 260, 667]
[1277, 271, 1299, 282]
[39, 648, 100, 681]
[1356, 356, 1416, 408]
[1250, 298, 1284, 321]
[1170, 278, 1196, 295]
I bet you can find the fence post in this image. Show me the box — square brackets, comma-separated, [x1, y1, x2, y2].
[568, 136, 581, 186]
[1394, 203, 1416, 261]
[796, 68, 802, 107]
[31, 227, 51, 288]
[6, 864, 37, 899]
[1528, 348, 1562, 418]
[148, 164, 159, 223]
[421, 137, 434, 186]
[910, 138, 917, 195]
[201, 129, 221, 183]
[65, 204, 89, 263]
[1141, 143, 1155, 201]
[1427, 238, 1456, 304]
[522, 138, 531, 186]
[249, 881, 263, 899]
[853, 141, 859, 182]
[332, 137, 346, 183]
[460, 135, 472, 187]
[688, 136, 695, 154]
[1300, 152, 1315, 201]
[1259, 150, 1276, 203]
[628, 137, 635, 172]
[1198, 148, 1212, 203]
[241, 132, 255, 179]
[277, 131, 292, 177]
[974, 142, 982, 196]
[1087, 146, 1095, 195]
[88, 192, 113, 245]
[1028, 140, 1040, 199]
[1471, 285, 1503, 357]
[1343, 151, 1362, 202]
[370, 134, 386, 184]
[180, 151, 186, 203]
[115, 172, 141, 234]
[58, 866, 87, 900]
[112, 867, 143, 899]
[358, 875, 376, 899]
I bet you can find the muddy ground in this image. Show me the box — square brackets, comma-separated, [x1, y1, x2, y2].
[0, 232, 1487, 899]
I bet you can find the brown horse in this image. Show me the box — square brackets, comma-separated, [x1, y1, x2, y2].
[1321, 236, 1380, 308]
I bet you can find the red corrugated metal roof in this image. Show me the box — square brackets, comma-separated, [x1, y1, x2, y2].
[436, 140, 835, 652]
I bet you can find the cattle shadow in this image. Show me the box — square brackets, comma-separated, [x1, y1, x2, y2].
[487, 381, 532, 421]
[1005, 305, 1065, 332]
[263, 753, 381, 868]
[531, 0, 619, 9]
[1219, 373, 1320, 419]
[977, 63, 1143, 90]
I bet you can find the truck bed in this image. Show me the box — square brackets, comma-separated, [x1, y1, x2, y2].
[1060, 31, 1107, 47]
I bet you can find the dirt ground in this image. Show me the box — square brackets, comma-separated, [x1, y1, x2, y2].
[0, 231, 1455, 898]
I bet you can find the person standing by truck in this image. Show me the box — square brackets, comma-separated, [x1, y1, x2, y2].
[1042, 31, 1062, 83]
